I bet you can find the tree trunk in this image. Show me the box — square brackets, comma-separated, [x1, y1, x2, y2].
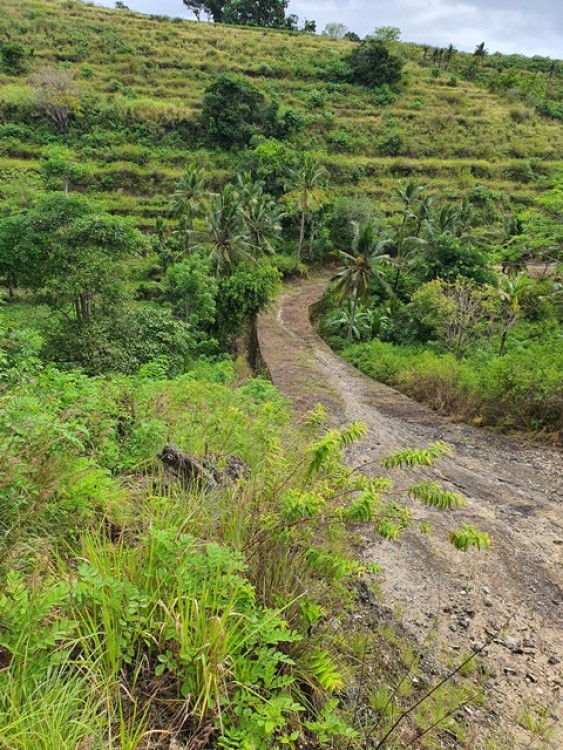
[297, 209, 306, 266]
[347, 287, 360, 342]
[498, 329, 508, 357]
[7, 277, 14, 301]
[64, 178, 69, 198]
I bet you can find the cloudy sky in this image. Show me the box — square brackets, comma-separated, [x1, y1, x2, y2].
[97, 0, 563, 58]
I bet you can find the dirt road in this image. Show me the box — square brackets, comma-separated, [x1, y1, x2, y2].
[258, 280, 563, 747]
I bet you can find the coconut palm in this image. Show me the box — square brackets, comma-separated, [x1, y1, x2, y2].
[206, 184, 253, 276]
[171, 166, 209, 250]
[444, 43, 457, 70]
[474, 42, 488, 67]
[285, 156, 328, 266]
[331, 221, 391, 340]
[237, 172, 285, 257]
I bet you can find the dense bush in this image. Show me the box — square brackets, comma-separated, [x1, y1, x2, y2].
[342, 337, 563, 433]
[347, 37, 404, 89]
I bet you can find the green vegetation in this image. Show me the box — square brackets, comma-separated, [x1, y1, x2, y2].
[321, 177, 562, 436]
[0, 0, 561, 745]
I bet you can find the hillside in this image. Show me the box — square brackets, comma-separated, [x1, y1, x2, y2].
[1, 0, 562, 228]
[0, 3, 562, 749]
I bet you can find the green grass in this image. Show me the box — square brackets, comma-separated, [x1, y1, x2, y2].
[0, 0, 562, 228]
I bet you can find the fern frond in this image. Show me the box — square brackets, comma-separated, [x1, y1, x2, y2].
[307, 650, 344, 693]
[306, 423, 367, 478]
[343, 491, 380, 522]
[376, 518, 403, 541]
[382, 441, 451, 470]
[409, 481, 465, 510]
[449, 524, 491, 552]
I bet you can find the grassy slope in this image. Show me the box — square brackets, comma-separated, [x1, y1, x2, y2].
[1, 0, 562, 229]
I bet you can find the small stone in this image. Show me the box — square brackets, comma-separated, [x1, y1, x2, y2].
[503, 636, 522, 653]
[504, 667, 517, 676]
[548, 656, 560, 666]
[522, 638, 536, 648]
[526, 673, 538, 683]
[483, 586, 491, 595]
[484, 597, 493, 607]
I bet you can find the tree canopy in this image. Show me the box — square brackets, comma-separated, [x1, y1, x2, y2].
[183, 0, 289, 27]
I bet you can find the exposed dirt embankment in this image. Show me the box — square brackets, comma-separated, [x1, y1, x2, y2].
[258, 280, 563, 748]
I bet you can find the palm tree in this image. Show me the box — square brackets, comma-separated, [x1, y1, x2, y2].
[421, 44, 430, 65]
[206, 184, 253, 276]
[285, 156, 328, 266]
[237, 173, 285, 258]
[391, 178, 427, 292]
[497, 273, 529, 356]
[474, 42, 488, 67]
[171, 166, 208, 250]
[444, 44, 457, 70]
[331, 221, 391, 340]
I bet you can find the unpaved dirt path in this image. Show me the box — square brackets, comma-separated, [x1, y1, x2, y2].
[258, 280, 563, 748]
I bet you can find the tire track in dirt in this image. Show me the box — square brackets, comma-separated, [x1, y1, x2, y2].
[258, 280, 563, 748]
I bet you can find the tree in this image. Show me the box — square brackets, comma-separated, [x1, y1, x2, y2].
[223, 0, 289, 28]
[206, 184, 253, 276]
[165, 254, 217, 328]
[215, 264, 279, 346]
[474, 42, 488, 67]
[284, 156, 328, 266]
[302, 19, 317, 33]
[348, 37, 403, 89]
[200, 74, 269, 149]
[444, 44, 457, 70]
[409, 279, 496, 357]
[30, 66, 80, 135]
[40, 146, 88, 197]
[237, 173, 284, 257]
[322, 23, 349, 40]
[344, 31, 361, 42]
[372, 26, 401, 43]
[183, 0, 290, 27]
[171, 166, 209, 249]
[331, 221, 391, 340]
[496, 273, 529, 356]
[0, 43, 27, 75]
[0, 217, 28, 299]
[7, 195, 144, 321]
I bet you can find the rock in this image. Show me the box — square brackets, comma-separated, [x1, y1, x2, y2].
[503, 636, 523, 654]
[157, 444, 249, 491]
[548, 656, 560, 666]
[526, 673, 538, 683]
[522, 638, 536, 648]
[484, 597, 493, 607]
[504, 667, 517, 676]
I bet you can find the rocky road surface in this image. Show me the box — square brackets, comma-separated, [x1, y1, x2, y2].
[258, 279, 563, 748]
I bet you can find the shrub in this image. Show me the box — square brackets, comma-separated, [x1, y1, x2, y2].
[347, 37, 403, 89]
[0, 43, 28, 75]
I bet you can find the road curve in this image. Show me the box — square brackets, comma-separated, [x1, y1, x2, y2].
[258, 280, 563, 747]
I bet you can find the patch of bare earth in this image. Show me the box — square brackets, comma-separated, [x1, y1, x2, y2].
[258, 279, 563, 748]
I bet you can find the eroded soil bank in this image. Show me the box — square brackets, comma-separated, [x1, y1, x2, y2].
[258, 279, 563, 748]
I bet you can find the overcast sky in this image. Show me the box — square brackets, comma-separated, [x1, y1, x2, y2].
[97, 0, 563, 58]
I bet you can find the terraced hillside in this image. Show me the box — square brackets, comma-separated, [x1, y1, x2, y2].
[1, 0, 562, 228]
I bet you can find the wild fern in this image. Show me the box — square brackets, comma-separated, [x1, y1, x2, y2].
[409, 481, 465, 509]
[382, 441, 451, 469]
[449, 524, 491, 551]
